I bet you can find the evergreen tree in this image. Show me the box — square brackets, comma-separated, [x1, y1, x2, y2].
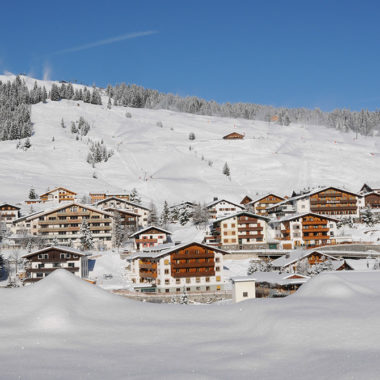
[223, 162, 230, 177]
[23, 138, 31, 149]
[61, 118, 66, 128]
[28, 187, 38, 199]
[41, 86, 48, 103]
[189, 132, 195, 140]
[50, 84, 61, 101]
[80, 220, 94, 250]
[192, 203, 209, 226]
[113, 212, 126, 249]
[148, 202, 158, 225]
[129, 188, 141, 204]
[159, 201, 170, 228]
[107, 97, 112, 109]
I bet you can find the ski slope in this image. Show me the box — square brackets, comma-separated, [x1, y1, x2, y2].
[0, 74, 379, 206]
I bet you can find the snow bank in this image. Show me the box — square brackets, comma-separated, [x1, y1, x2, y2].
[1, 269, 380, 379]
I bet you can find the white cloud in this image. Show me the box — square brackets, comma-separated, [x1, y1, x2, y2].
[52, 30, 158, 55]
[43, 62, 52, 81]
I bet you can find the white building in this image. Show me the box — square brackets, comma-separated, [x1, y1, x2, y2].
[129, 226, 172, 251]
[231, 276, 256, 303]
[206, 198, 245, 220]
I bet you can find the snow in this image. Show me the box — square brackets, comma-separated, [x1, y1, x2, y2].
[1, 269, 380, 379]
[0, 76, 380, 208]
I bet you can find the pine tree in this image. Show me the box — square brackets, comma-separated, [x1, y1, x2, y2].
[192, 203, 209, 226]
[61, 118, 66, 128]
[23, 138, 31, 149]
[113, 212, 126, 249]
[148, 202, 158, 225]
[42, 86, 48, 103]
[130, 188, 141, 204]
[80, 220, 94, 250]
[107, 97, 112, 109]
[28, 187, 38, 199]
[159, 201, 170, 228]
[189, 132, 195, 140]
[50, 84, 61, 101]
[223, 162, 230, 177]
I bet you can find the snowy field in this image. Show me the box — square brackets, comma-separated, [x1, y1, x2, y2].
[0, 75, 380, 207]
[1, 269, 380, 379]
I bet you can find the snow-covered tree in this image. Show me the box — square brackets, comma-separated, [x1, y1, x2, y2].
[362, 207, 375, 227]
[50, 84, 61, 101]
[159, 201, 170, 228]
[247, 259, 273, 275]
[113, 212, 126, 249]
[80, 220, 94, 250]
[61, 118, 66, 128]
[28, 187, 38, 199]
[148, 202, 158, 225]
[192, 203, 209, 227]
[188, 132, 195, 140]
[107, 97, 112, 109]
[130, 188, 141, 204]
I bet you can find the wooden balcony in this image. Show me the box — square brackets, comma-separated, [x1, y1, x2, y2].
[139, 262, 157, 269]
[310, 206, 357, 212]
[139, 270, 157, 279]
[303, 227, 329, 232]
[172, 262, 214, 269]
[238, 226, 263, 232]
[171, 252, 214, 260]
[238, 234, 263, 239]
[303, 235, 329, 241]
[172, 270, 215, 278]
[135, 238, 158, 243]
[238, 217, 259, 223]
[39, 218, 112, 225]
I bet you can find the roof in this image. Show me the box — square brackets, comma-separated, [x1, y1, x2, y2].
[0, 203, 20, 210]
[34, 202, 113, 218]
[40, 187, 77, 197]
[271, 212, 339, 223]
[22, 245, 87, 259]
[95, 197, 150, 210]
[363, 191, 380, 197]
[104, 208, 140, 217]
[212, 211, 271, 224]
[128, 241, 230, 260]
[231, 272, 310, 286]
[129, 225, 172, 237]
[223, 132, 244, 139]
[206, 198, 245, 209]
[247, 193, 285, 206]
[271, 249, 337, 269]
[344, 259, 379, 271]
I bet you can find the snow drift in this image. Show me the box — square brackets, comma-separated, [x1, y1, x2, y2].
[1, 270, 380, 379]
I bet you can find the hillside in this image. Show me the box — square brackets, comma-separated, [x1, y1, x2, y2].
[0, 74, 379, 206]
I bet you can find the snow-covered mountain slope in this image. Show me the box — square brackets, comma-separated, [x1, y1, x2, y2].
[1, 75, 379, 206]
[1, 269, 380, 379]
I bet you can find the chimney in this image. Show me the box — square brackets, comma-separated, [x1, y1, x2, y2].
[213, 197, 218, 202]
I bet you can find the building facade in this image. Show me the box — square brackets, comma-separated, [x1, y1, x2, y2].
[127, 242, 226, 293]
[40, 187, 77, 203]
[129, 226, 172, 251]
[0, 203, 20, 227]
[90, 193, 130, 204]
[247, 193, 284, 216]
[206, 198, 244, 220]
[22, 246, 89, 283]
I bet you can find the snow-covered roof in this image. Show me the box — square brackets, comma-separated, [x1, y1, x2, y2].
[247, 193, 284, 206]
[230, 276, 256, 283]
[212, 211, 270, 224]
[95, 197, 150, 210]
[129, 225, 172, 238]
[0, 203, 20, 210]
[271, 249, 337, 269]
[36, 202, 113, 218]
[271, 212, 338, 223]
[206, 198, 244, 209]
[104, 208, 140, 217]
[232, 272, 310, 286]
[40, 187, 77, 197]
[344, 259, 379, 271]
[22, 245, 88, 258]
[127, 241, 230, 260]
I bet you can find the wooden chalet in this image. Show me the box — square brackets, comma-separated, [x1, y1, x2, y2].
[247, 193, 285, 216]
[223, 132, 244, 140]
[127, 242, 227, 293]
[40, 187, 77, 203]
[90, 192, 130, 204]
[360, 183, 380, 194]
[22, 246, 89, 283]
[129, 226, 172, 251]
[363, 192, 380, 209]
[0, 203, 20, 226]
[240, 196, 253, 205]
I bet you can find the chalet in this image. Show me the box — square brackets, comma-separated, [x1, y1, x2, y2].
[13, 203, 114, 249]
[104, 208, 140, 230]
[129, 226, 172, 251]
[223, 132, 244, 140]
[206, 198, 245, 220]
[267, 187, 363, 219]
[271, 249, 338, 273]
[126, 242, 227, 293]
[247, 193, 284, 216]
[22, 246, 89, 284]
[240, 196, 253, 205]
[39, 187, 77, 203]
[94, 197, 150, 227]
[204, 211, 271, 250]
[0, 203, 20, 227]
[360, 183, 380, 194]
[270, 213, 338, 250]
[363, 192, 380, 209]
[90, 192, 130, 204]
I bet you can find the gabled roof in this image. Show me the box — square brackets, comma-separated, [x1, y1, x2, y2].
[22, 245, 87, 259]
[40, 187, 77, 197]
[363, 191, 380, 197]
[232, 272, 310, 286]
[360, 183, 380, 193]
[129, 225, 172, 237]
[247, 193, 285, 206]
[95, 197, 150, 210]
[36, 202, 113, 218]
[223, 132, 244, 139]
[104, 208, 140, 217]
[271, 249, 337, 269]
[271, 212, 339, 223]
[212, 211, 271, 224]
[128, 241, 229, 260]
[13, 210, 45, 223]
[206, 198, 245, 209]
[0, 203, 21, 210]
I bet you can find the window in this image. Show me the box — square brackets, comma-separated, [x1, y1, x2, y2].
[176, 279, 180, 284]
[196, 287, 201, 291]
[53, 263, 60, 268]
[243, 292, 248, 297]
[176, 288, 181, 292]
[38, 264, 44, 269]
[215, 258, 220, 263]
[164, 269, 169, 274]
[68, 263, 75, 268]
[165, 279, 169, 285]
[205, 277, 210, 282]
[196, 277, 200, 283]
[186, 278, 190, 284]
[206, 286, 210, 291]
[216, 276, 221, 282]
[165, 289, 169, 293]
[37, 273, 44, 278]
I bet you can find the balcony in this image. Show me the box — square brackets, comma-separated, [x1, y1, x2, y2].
[171, 252, 214, 260]
[139, 262, 157, 269]
[26, 267, 79, 273]
[303, 227, 329, 232]
[172, 261, 214, 269]
[139, 270, 157, 279]
[238, 234, 263, 239]
[237, 226, 263, 232]
[135, 238, 158, 243]
[172, 270, 215, 278]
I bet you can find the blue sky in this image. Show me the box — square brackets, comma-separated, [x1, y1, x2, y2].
[1, 0, 380, 111]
